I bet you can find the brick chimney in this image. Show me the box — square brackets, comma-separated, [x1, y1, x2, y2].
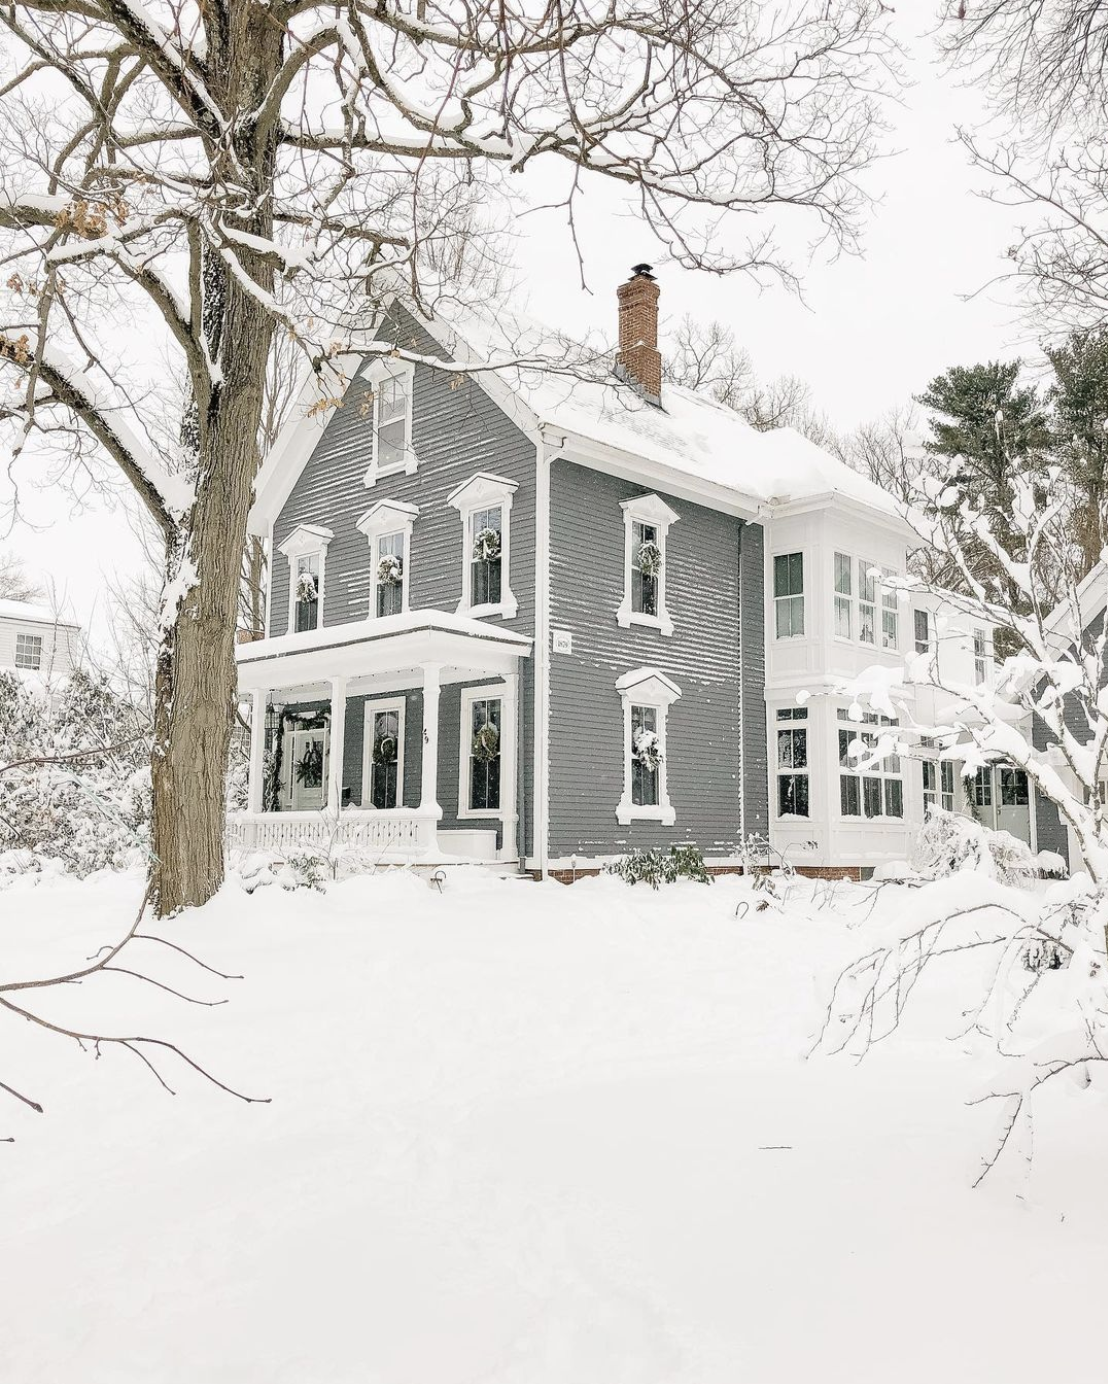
[616, 264, 662, 401]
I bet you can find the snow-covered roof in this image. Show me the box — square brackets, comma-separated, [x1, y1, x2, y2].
[427, 299, 904, 521]
[251, 293, 908, 533]
[0, 599, 79, 628]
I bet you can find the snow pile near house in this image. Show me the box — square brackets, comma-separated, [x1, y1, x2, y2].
[2, 868, 1107, 1383]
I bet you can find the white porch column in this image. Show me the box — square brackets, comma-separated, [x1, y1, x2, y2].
[326, 676, 348, 812]
[419, 662, 443, 818]
[248, 689, 267, 814]
[501, 669, 519, 861]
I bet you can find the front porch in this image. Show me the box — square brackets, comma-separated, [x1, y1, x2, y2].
[229, 612, 532, 866]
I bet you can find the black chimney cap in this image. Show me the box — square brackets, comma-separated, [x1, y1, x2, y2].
[631, 263, 655, 279]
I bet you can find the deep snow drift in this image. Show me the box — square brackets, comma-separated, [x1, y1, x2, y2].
[2, 867, 1107, 1383]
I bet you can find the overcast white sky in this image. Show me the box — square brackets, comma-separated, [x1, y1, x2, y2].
[3, 19, 1037, 646]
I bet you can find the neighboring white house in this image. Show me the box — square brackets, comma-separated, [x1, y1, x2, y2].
[0, 599, 81, 680]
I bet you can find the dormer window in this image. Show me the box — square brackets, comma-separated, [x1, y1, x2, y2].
[357, 499, 418, 621]
[277, 523, 333, 636]
[361, 359, 416, 487]
[617, 494, 678, 636]
[448, 473, 519, 620]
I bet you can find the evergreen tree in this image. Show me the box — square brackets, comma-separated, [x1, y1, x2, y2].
[1045, 328, 1108, 574]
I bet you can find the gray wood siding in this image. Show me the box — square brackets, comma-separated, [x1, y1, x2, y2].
[739, 519, 769, 839]
[546, 458, 763, 859]
[270, 306, 535, 855]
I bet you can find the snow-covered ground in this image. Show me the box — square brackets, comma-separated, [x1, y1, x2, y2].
[2, 867, 1107, 1383]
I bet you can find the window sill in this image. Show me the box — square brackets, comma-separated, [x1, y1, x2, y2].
[839, 815, 906, 824]
[362, 455, 419, 488]
[616, 798, 676, 826]
[458, 806, 504, 822]
[615, 606, 674, 637]
[457, 594, 519, 621]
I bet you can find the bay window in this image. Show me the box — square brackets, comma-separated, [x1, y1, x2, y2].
[834, 552, 852, 638]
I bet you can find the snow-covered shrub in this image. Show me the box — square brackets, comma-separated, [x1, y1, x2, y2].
[0, 669, 151, 879]
[915, 806, 1036, 888]
[279, 850, 328, 892]
[605, 844, 712, 889]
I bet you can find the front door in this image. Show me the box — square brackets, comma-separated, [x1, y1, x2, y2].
[997, 767, 1032, 845]
[288, 728, 328, 810]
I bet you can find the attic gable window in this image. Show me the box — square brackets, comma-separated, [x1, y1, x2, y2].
[448, 473, 519, 620]
[360, 359, 416, 487]
[277, 523, 333, 635]
[357, 499, 418, 622]
[617, 493, 678, 637]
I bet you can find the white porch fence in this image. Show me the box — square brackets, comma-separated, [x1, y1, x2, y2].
[226, 808, 441, 860]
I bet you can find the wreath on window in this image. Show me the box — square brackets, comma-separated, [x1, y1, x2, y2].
[637, 540, 662, 578]
[377, 553, 403, 587]
[473, 527, 501, 563]
[472, 722, 500, 762]
[633, 727, 663, 772]
[296, 569, 319, 603]
[294, 741, 324, 787]
[372, 732, 398, 765]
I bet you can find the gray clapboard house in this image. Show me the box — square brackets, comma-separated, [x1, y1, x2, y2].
[232, 269, 920, 875]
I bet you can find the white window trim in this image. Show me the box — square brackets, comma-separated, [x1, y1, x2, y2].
[459, 682, 509, 820]
[616, 493, 679, 636]
[448, 472, 519, 620]
[615, 666, 681, 825]
[361, 696, 406, 809]
[356, 499, 419, 620]
[360, 358, 417, 488]
[277, 523, 333, 635]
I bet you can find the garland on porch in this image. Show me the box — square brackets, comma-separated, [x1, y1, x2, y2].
[633, 727, 663, 772]
[377, 553, 403, 587]
[472, 722, 500, 762]
[473, 526, 501, 564]
[636, 540, 662, 578]
[263, 705, 330, 810]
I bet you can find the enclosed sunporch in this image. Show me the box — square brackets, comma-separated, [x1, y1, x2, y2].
[229, 612, 531, 865]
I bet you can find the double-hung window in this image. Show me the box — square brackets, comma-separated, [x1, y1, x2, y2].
[375, 532, 405, 618]
[15, 632, 43, 670]
[974, 628, 990, 684]
[616, 667, 680, 825]
[881, 568, 899, 649]
[973, 766, 993, 809]
[448, 473, 518, 619]
[858, 560, 877, 645]
[922, 758, 956, 813]
[774, 553, 804, 639]
[617, 494, 678, 635]
[361, 361, 415, 485]
[834, 552, 852, 638]
[838, 709, 903, 819]
[465, 693, 502, 814]
[776, 707, 809, 817]
[363, 699, 405, 809]
[357, 499, 418, 621]
[914, 609, 932, 655]
[277, 523, 333, 635]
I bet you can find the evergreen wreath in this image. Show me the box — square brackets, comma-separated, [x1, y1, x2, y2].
[296, 569, 319, 603]
[472, 722, 500, 762]
[473, 526, 501, 563]
[295, 741, 324, 787]
[377, 553, 403, 586]
[636, 540, 663, 578]
[633, 727, 663, 772]
[372, 732, 398, 765]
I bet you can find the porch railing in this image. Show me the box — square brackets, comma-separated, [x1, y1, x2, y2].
[226, 808, 440, 859]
